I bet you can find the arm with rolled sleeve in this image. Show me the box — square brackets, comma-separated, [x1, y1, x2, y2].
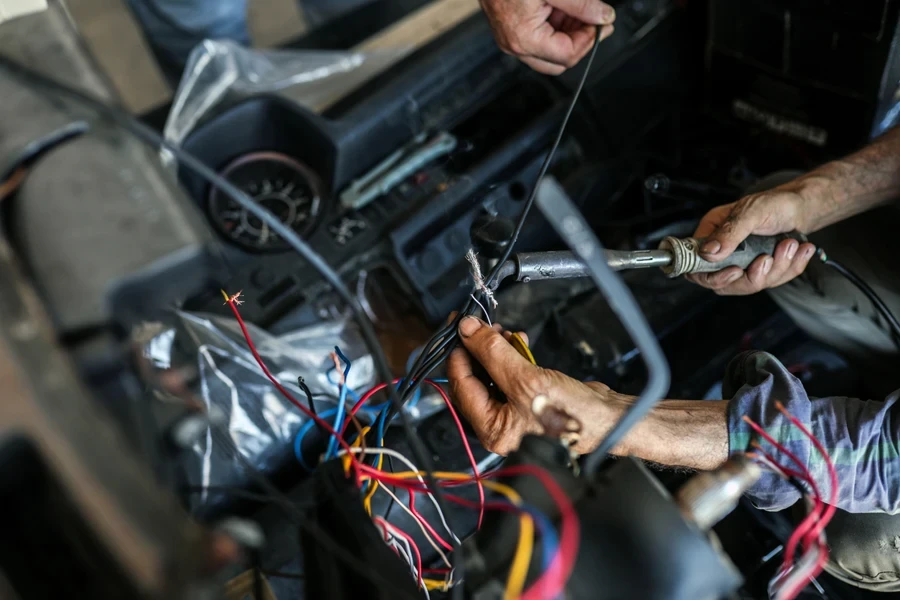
[724, 350, 900, 514]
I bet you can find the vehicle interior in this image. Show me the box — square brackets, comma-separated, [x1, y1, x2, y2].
[1, 0, 899, 598]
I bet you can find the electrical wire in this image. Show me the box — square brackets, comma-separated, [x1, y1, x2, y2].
[376, 518, 426, 593]
[0, 55, 461, 591]
[204, 427, 421, 600]
[339, 447, 460, 546]
[742, 416, 824, 567]
[360, 467, 538, 599]
[326, 347, 352, 460]
[394, 30, 605, 423]
[361, 464, 578, 599]
[533, 177, 670, 472]
[743, 406, 840, 600]
[818, 250, 900, 343]
[375, 479, 453, 567]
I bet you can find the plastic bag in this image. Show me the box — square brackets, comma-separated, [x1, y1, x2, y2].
[163, 39, 405, 149]
[145, 308, 447, 513]
[163, 309, 374, 512]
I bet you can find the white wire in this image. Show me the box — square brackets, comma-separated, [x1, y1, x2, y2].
[378, 479, 452, 567]
[339, 447, 461, 544]
[470, 293, 493, 327]
[375, 517, 431, 599]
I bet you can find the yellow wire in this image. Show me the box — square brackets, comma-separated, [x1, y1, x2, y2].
[362, 453, 383, 515]
[360, 471, 535, 599]
[509, 332, 536, 365]
[424, 578, 449, 591]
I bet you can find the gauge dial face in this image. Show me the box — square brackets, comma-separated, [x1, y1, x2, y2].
[208, 151, 322, 252]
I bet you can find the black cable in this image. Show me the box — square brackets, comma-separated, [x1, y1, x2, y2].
[533, 177, 670, 474]
[0, 120, 89, 182]
[0, 55, 428, 599]
[383, 455, 398, 523]
[819, 251, 900, 343]
[393, 32, 605, 422]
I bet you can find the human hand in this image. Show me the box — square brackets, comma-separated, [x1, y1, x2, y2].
[687, 187, 818, 295]
[447, 316, 614, 455]
[479, 0, 616, 75]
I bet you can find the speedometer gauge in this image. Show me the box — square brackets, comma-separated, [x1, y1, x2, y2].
[208, 151, 322, 252]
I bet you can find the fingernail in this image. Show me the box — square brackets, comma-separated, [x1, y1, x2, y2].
[763, 257, 773, 274]
[459, 316, 483, 337]
[701, 240, 721, 255]
[803, 246, 815, 259]
[786, 241, 798, 260]
[726, 271, 742, 283]
[601, 6, 616, 22]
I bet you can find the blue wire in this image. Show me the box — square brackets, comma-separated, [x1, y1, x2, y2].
[518, 503, 559, 571]
[325, 346, 352, 460]
[294, 407, 338, 471]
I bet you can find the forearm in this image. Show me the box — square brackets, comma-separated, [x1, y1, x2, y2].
[793, 126, 900, 232]
[581, 392, 730, 471]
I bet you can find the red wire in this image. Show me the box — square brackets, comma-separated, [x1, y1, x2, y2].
[363, 464, 579, 599]
[428, 380, 486, 530]
[774, 402, 840, 600]
[743, 416, 824, 567]
[407, 478, 455, 552]
[377, 518, 425, 589]
[346, 378, 486, 531]
[753, 445, 825, 568]
[223, 295, 364, 483]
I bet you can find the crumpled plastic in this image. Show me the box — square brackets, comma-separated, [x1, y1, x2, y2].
[143, 308, 447, 513]
[163, 39, 405, 151]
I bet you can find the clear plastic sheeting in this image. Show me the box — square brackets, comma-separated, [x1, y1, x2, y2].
[147, 308, 448, 513]
[163, 40, 405, 150]
[163, 310, 374, 512]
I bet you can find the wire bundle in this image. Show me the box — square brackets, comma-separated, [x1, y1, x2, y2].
[743, 402, 839, 600]
[222, 290, 575, 598]
[386, 32, 606, 427]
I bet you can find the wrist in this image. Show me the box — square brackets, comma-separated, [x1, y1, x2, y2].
[787, 173, 836, 233]
[574, 386, 634, 455]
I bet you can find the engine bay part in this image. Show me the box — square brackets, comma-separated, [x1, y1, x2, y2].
[4, 1, 897, 599]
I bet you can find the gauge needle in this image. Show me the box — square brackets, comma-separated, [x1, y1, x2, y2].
[260, 222, 270, 245]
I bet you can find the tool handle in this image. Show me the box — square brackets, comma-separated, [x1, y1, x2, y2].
[658, 233, 807, 278]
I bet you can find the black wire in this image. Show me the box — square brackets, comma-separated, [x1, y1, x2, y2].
[0, 55, 425, 599]
[297, 377, 318, 417]
[532, 178, 670, 474]
[383, 455, 398, 522]
[0, 121, 89, 181]
[820, 252, 900, 342]
[393, 33, 606, 422]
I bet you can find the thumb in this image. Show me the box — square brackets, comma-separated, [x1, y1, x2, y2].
[700, 202, 766, 261]
[550, 0, 616, 24]
[458, 317, 540, 393]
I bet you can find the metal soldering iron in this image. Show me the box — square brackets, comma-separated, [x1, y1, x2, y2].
[490, 233, 807, 287]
